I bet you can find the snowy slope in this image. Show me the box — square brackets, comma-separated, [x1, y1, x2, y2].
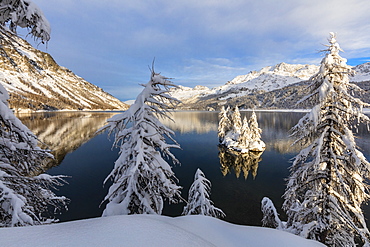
[169, 85, 210, 100]
[0, 28, 128, 111]
[0, 215, 324, 247]
[352, 62, 370, 82]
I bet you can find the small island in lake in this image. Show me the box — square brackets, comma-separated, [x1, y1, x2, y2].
[218, 106, 266, 153]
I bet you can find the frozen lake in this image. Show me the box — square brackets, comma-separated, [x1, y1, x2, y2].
[17, 111, 370, 227]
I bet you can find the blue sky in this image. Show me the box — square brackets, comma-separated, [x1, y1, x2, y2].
[26, 0, 370, 101]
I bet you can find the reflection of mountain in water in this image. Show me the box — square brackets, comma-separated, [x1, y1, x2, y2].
[257, 111, 370, 155]
[218, 145, 263, 179]
[17, 112, 117, 171]
[161, 111, 218, 133]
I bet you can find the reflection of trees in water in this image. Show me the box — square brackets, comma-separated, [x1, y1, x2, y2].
[271, 138, 300, 154]
[218, 145, 263, 179]
[16, 112, 116, 172]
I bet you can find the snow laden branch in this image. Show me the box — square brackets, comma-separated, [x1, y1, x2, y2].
[0, 0, 51, 43]
[280, 32, 370, 246]
[182, 168, 225, 219]
[101, 69, 182, 216]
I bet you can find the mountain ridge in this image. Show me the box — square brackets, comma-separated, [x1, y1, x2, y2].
[0, 28, 128, 112]
[171, 62, 370, 110]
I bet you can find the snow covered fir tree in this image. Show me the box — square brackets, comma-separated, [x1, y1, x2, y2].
[248, 111, 265, 151]
[0, 0, 68, 227]
[101, 69, 182, 216]
[261, 197, 284, 231]
[262, 33, 370, 246]
[182, 168, 225, 218]
[218, 106, 265, 152]
[218, 106, 232, 143]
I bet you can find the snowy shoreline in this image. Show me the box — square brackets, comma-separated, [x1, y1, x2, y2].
[13, 109, 126, 114]
[12, 108, 370, 114]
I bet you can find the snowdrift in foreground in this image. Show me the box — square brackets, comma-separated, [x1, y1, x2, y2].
[0, 215, 324, 247]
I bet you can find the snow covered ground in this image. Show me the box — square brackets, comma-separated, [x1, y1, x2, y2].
[0, 215, 324, 247]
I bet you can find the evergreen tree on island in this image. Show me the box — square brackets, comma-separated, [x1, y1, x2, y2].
[248, 111, 265, 151]
[239, 116, 251, 149]
[262, 33, 370, 246]
[231, 106, 242, 135]
[0, 0, 68, 227]
[182, 168, 225, 218]
[101, 69, 182, 216]
[218, 108, 265, 152]
[218, 106, 231, 142]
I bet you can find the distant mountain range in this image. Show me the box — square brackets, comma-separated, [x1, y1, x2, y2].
[0, 28, 128, 112]
[171, 62, 370, 110]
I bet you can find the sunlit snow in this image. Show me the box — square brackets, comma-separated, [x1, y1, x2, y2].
[0, 215, 325, 247]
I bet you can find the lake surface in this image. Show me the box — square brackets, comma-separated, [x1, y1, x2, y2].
[17, 111, 370, 227]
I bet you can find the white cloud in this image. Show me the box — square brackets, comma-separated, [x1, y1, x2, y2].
[169, 58, 251, 88]
[103, 85, 143, 101]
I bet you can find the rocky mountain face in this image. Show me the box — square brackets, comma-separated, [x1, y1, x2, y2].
[171, 62, 370, 110]
[0, 28, 128, 111]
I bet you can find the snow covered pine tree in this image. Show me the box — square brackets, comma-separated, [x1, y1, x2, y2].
[261, 197, 284, 230]
[283, 33, 370, 246]
[101, 69, 182, 216]
[0, 0, 67, 227]
[218, 106, 231, 142]
[239, 116, 250, 149]
[182, 168, 225, 218]
[248, 111, 265, 151]
[231, 105, 242, 135]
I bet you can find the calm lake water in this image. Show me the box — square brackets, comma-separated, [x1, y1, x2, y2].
[17, 111, 370, 227]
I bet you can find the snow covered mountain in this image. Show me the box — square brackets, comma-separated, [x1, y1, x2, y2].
[170, 62, 319, 102]
[0, 28, 128, 111]
[225, 62, 318, 89]
[172, 62, 370, 110]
